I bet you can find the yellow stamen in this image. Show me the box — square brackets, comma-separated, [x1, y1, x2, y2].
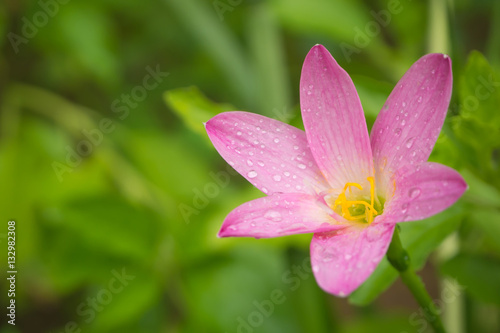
[333, 177, 379, 224]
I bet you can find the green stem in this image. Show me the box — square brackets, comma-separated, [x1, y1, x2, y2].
[386, 227, 447, 333]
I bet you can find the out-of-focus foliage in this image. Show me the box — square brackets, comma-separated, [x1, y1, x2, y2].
[0, 0, 499, 332]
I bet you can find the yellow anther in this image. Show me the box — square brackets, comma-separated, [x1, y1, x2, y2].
[333, 177, 379, 224]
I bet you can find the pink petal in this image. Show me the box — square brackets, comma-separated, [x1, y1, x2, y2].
[370, 54, 453, 192]
[310, 223, 395, 296]
[379, 162, 467, 223]
[206, 112, 329, 195]
[300, 45, 373, 188]
[218, 193, 346, 238]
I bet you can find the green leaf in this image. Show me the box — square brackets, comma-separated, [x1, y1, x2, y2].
[247, 3, 292, 120]
[165, 0, 255, 108]
[164, 86, 234, 136]
[270, 0, 369, 42]
[60, 195, 162, 263]
[440, 254, 500, 306]
[468, 208, 500, 253]
[459, 51, 500, 124]
[453, 51, 500, 183]
[351, 75, 393, 119]
[461, 169, 500, 208]
[349, 203, 464, 305]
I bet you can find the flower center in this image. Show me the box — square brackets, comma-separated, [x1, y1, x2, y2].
[332, 177, 381, 224]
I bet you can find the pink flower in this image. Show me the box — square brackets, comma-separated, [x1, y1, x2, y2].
[205, 45, 467, 296]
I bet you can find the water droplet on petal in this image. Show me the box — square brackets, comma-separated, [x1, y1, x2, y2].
[273, 175, 281, 182]
[248, 171, 258, 178]
[409, 187, 421, 199]
[247, 159, 253, 166]
[394, 128, 402, 136]
[264, 210, 282, 222]
[298, 163, 306, 169]
[312, 265, 319, 273]
[401, 203, 409, 214]
[405, 137, 415, 149]
[274, 138, 280, 143]
[365, 227, 379, 242]
[344, 254, 352, 261]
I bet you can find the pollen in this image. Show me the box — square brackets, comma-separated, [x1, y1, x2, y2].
[333, 177, 379, 224]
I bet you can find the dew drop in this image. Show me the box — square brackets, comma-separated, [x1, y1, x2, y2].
[264, 210, 282, 222]
[247, 159, 253, 166]
[405, 137, 415, 149]
[274, 138, 280, 143]
[298, 163, 306, 169]
[409, 187, 421, 199]
[236, 131, 242, 136]
[401, 203, 409, 214]
[273, 175, 282, 182]
[402, 102, 406, 107]
[394, 128, 402, 136]
[417, 96, 423, 103]
[248, 171, 258, 178]
[401, 119, 406, 126]
[344, 254, 352, 261]
[284, 171, 290, 177]
[365, 227, 379, 242]
[312, 265, 319, 273]
[308, 84, 314, 89]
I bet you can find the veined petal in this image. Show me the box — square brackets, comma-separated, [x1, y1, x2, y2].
[218, 193, 346, 238]
[371, 54, 453, 194]
[310, 223, 395, 296]
[206, 111, 329, 195]
[300, 45, 373, 189]
[379, 162, 467, 223]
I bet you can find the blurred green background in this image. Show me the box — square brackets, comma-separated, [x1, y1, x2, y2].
[1, 0, 500, 332]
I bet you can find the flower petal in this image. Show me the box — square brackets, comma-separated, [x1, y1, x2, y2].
[300, 45, 373, 188]
[218, 193, 345, 238]
[206, 111, 329, 195]
[310, 223, 395, 296]
[379, 162, 467, 223]
[371, 54, 453, 193]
